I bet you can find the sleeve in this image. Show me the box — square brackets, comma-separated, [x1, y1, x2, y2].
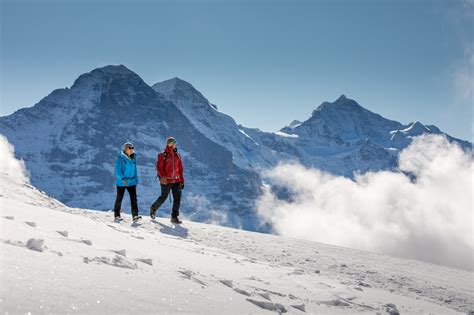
[134, 159, 138, 180]
[115, 157, 125, 180]
[178, 154, 184, 183]
[157, 153, 165, 178]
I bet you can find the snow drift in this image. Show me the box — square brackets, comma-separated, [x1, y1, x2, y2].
[257, 134, 474, 271]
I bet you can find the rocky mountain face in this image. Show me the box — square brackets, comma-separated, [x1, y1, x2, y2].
[0, 65, 261, 230]
[152, 78, 283, 170]
[1, 65, 470, 231]
[240, 95, 470, 176]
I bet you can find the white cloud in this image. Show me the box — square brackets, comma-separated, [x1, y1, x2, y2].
[448, 1, 474, 107]
[184, 193, 242, 229]
[0, 134, 30, 184]
[454, 45, 474, 103]
[257, 134, 474, 270]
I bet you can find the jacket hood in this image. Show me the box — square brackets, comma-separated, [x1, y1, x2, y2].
[164, 145, 178, 154]
[118, 151, 136, 160]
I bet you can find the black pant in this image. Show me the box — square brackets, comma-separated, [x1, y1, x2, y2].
[114, 185, 138, 217]
[151, 183, 182, 218]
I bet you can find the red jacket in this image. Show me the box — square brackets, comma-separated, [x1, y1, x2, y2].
[156, 146, 184, 184]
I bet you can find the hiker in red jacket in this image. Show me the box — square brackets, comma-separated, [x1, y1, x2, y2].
[150, 136, 185, 224]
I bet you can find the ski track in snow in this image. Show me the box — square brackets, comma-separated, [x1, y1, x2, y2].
[0, 180, 472, 314]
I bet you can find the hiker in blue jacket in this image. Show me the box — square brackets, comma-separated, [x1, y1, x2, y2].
[113, 142, 141, 222]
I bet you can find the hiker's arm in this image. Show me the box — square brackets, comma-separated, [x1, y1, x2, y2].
[115, 158, 125, 180]
[156, 154, 165, 178]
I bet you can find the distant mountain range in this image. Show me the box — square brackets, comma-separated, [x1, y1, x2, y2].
[0, 65, 470, 231]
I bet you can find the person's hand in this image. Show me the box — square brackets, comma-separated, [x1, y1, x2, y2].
[122, 179, 128, 186]
[160, 177, 168, 185]
[180, 182, 185, 190]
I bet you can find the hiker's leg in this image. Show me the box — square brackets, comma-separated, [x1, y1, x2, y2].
[113, 186, 126, 217]
[171, 183, 182, 218]
[127, 185, 139, 217]
[151, 184, 172, 210]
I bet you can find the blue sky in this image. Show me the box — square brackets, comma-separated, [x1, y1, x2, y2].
[1, 0, 472, 140]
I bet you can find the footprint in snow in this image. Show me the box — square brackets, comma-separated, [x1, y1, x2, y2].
[220, 279, 233, 288]
[106, 224, 130, 234]
[233, 287, 252, 296]
[384, 303, 400, 315]
[3, 239, 50, 253]
[26, 238, 44, 252]
[83, 255, 137, 269]
[178, 270, 207, 287]
[1, 239, 25, 247]
[246, 276, 270, 285]
[111, 249, 127, 257]
[358, 281, 371, 288]
[25, 221, 37, 227]
[131, 222, 142, 228]
[57, 230, 68, 237]
[291, 304, 306, 312]
[246, 299, 287, 313]
[288, 268, 305, 275]
[320, 299, 351, 307]
[135, 258, 153, 266]
[220, 279, 254, 297]
[81, 239, 92, 246]
[258, 292, 271, 301]
[252, 287, 287, 298]
[3, 216, 14, 220]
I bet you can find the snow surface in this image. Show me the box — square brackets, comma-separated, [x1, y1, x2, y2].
[273, 131, 299, 138]
[239, 129, 260, 145]
[1, 137, 472, 314]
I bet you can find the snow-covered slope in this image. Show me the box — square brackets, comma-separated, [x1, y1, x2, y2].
[1, 137, 472, 314]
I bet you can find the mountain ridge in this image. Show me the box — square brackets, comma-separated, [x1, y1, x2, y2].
[0, 64, 471, 231]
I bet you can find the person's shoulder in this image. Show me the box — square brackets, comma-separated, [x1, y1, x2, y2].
[117, 151, 132, 161]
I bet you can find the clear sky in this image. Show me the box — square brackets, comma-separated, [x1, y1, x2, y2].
[1, 0, 472, 140]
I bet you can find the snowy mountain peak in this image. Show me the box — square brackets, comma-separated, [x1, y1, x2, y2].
[332, 94, 361, 108]
[312, 95, 364, 117]
[152, 77, 201, 97]
[337, 94, 347, 101]
[152, 77, 217, 110]
[287, 120, 303, 128]
[71, 64, 145, 90]
[94, 64, 134, 75]
[152, 77, 195, 97]
[402, 121, 429, 135]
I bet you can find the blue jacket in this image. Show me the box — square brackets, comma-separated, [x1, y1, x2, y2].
[115, 151, 139, 187]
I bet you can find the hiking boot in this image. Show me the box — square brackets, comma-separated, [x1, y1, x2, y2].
[133, 215, 142, 222]
[170, 216, 182, 224]
[114, 216, 123, 222]
[150, 206, 157, 220]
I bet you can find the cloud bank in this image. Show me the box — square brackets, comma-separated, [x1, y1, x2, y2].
[257, 135, 473, 270]
[0, 134, 30, 184]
